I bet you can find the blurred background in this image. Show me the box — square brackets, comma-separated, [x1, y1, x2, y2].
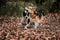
[0, 0, 60, 17]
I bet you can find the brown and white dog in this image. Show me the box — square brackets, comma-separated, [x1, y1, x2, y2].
[21, 5, 44, 29]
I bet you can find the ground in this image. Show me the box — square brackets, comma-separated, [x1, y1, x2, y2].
[0, 13, 60, 40]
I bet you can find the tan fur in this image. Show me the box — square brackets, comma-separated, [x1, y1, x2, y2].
[29, 6, 41, 23]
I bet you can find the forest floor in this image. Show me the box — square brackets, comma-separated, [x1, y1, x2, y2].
[0, 13, 60, 40]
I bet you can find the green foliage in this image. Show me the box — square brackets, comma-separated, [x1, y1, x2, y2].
[6, 1, 24, 17]
[0, 0, 60, 16]
[37, 0, 53, 12]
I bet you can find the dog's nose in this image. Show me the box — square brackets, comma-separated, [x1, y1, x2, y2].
[26, 17, 27, 19]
